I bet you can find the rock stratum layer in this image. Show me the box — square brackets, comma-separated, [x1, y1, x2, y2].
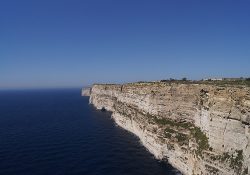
[84, 82, 250, 175]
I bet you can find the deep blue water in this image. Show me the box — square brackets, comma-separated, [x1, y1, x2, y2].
[0, 89, 178, 175]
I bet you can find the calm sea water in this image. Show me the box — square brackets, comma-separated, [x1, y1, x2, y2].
[0, 89, 178, 175]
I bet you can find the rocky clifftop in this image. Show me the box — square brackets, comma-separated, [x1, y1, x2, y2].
[83, 82, 250, 175]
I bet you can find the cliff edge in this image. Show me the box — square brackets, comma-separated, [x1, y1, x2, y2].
[81, 87, 91, 96]
[83, 82, 250, 175]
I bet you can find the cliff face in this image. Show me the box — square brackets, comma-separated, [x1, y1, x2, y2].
[85, 82, 250, 175]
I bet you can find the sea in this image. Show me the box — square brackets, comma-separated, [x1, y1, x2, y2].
[0, 89, 179, 175]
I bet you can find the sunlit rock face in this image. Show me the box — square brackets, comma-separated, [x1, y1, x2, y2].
[87, 82, 250, 175]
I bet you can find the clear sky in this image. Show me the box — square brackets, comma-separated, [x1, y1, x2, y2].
[1, 0, 249, 89]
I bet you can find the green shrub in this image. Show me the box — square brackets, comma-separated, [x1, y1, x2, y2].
[191, 127, 209, 154]
[230, 150, 243, 173]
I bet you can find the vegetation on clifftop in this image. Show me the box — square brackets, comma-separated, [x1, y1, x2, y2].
[127, 78, 250, 87]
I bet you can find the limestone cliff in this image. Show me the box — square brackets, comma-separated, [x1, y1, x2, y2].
[83, 82, 250, 175]
[81, 87, 91, 96]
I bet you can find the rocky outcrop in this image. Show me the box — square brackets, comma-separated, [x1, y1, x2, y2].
[81, 87, 91, 96]
[85, 82, 250, 175]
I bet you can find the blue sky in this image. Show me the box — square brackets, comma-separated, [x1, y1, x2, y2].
[1, 0, 249, 89]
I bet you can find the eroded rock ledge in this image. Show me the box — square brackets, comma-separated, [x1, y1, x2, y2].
[83, 82, 250, 175]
